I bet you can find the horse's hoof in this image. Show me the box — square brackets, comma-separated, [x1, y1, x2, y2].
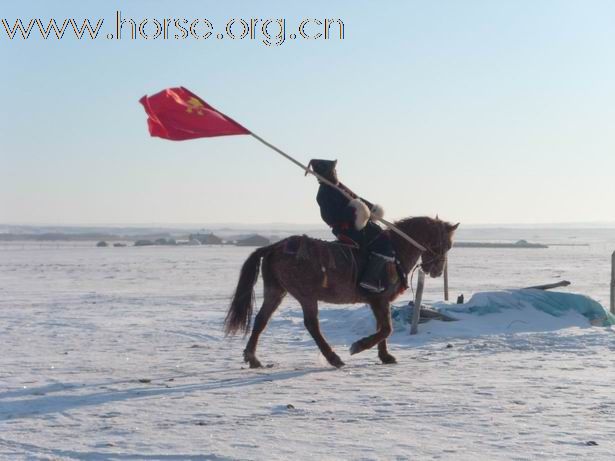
[243, 351, 262, 369]
[328, 354, 345, 368]
[379, 354, 397, 364]
[349, 342, 362, 355]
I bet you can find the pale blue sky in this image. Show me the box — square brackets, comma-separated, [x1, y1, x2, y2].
[2, 0, 614, 225]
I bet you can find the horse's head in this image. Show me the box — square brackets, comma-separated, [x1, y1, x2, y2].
[418, 217, 459, 278]
[390, 216, 460, 278]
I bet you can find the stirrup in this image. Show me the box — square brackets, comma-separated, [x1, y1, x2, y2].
[372, 252, 395, 262]
[359, 281, 386, 293]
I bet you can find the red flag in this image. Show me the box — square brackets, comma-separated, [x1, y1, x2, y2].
[139, 87, 250, 141]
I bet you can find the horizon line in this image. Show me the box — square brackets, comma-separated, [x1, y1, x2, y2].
[2, 221, 615, 229]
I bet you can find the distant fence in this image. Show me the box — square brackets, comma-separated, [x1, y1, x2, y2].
[611, 251, 615, 315]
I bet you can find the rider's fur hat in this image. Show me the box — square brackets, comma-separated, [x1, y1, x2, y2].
[306, 159, 338, 183]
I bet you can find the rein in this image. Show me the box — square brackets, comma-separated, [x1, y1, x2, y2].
[407, 228, 446, 299]
[401, 220, 448, 274]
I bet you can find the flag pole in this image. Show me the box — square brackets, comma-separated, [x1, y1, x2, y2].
[249, 132, 427, 252]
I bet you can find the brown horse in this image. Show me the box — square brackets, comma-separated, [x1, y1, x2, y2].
[224, 216, 458, 368]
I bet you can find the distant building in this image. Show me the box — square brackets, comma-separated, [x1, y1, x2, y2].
[96, 241, 108, 247]
[113, 243, 127, 247]
[235, 234, 271, 247]
[134, 239, 154, 247]
[190, 233, 223, 245]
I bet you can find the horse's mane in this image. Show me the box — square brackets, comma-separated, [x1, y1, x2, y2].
[386, 216, 457, 250]
[393, 216, 441, 227]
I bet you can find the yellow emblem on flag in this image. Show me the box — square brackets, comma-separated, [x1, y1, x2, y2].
[186, 97, 206, 116]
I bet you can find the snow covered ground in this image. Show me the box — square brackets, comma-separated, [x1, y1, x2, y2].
[1, 237, 615, 460]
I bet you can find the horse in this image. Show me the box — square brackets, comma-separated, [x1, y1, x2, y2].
[224, 216, 459, 368]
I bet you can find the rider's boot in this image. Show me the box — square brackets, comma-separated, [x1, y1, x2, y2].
[359, 253, 395, 293]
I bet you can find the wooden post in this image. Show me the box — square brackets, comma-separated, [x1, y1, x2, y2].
[410, 270, 425, 335]
[610, 251, 615, 315]
[443, 256, 449, 301]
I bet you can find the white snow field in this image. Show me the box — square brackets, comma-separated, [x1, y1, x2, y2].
[1, 237, 615, 460]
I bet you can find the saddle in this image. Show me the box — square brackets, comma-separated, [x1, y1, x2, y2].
[283, 235, 408, 295]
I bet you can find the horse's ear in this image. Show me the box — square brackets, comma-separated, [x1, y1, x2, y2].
[448, 222, 460, 231]
[435, 214, 439, 220]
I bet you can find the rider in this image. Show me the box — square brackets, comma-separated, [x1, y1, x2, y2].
[307, 159, 397, 293]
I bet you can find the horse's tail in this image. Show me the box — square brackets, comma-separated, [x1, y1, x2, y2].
[224, 245, 275, 336]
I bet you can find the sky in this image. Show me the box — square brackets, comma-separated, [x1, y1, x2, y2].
[1, 0, 614, 226]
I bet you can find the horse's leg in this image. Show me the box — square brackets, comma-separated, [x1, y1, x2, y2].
[377, 327, 397, 364]
[372, 303, 396, 364]
[350, 299, 393, 357]
[243, 285, 286, 368]
[300, 299, 345, 368]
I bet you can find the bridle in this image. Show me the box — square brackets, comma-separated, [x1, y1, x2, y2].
[404, 220, 452, 297]
[417, 222, 448, 273]
[407, 225, 448, 297]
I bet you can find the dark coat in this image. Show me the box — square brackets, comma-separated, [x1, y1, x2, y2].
[316, 182, 394, 257]
[316, 183, 355, 230]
